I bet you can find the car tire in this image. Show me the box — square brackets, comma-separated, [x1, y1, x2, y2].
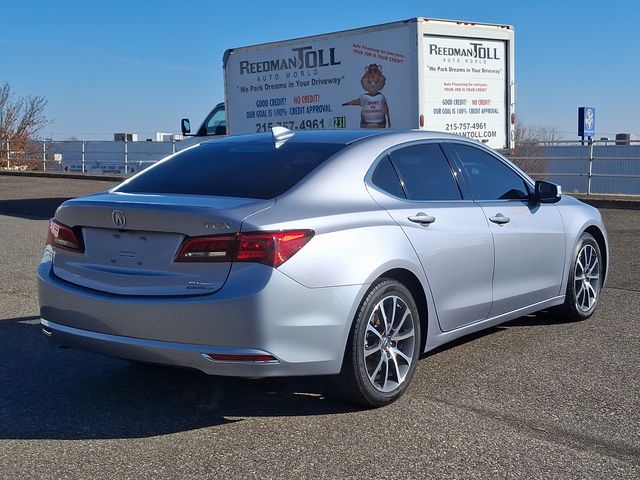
[339, 278, 421, 408]
[553, 232, 603, 322]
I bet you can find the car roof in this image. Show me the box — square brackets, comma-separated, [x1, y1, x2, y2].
[202, 129, 478, 147]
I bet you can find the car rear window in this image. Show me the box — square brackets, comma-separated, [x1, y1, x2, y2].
[115, 139, 346, 199]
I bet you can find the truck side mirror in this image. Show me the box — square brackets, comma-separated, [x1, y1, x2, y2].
[534, 180, 562, 204]
[180, 118, 191, 135]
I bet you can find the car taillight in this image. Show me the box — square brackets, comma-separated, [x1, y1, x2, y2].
[47, 219, 84, 253]
[175, 230, 314, 268]
[236, 231, 314, 267]
[174, 235, 236, 262]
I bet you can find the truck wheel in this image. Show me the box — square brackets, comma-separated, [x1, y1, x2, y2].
[553, 233, 602, 321]
[340, 279, 421, 408]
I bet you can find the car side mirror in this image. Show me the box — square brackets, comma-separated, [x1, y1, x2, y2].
[180, 118, 191, 135]
[534, 180, 562, 204]
[214, 125, 227, 136]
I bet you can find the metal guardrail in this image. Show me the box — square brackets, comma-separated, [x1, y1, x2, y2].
[500, 139, 640, 196]
[2, 138, 640, 195]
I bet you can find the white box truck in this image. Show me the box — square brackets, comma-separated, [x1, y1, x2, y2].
[223, 18, 515, 149]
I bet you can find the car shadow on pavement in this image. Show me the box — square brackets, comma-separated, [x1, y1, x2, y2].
[0, 198, 71, 220]
[1, 310, 567, 440]
[421, 310, 568, 359]
[502, 310, 571, 327]
[0, 316, 358, 441]
[422, 326, 505, 359]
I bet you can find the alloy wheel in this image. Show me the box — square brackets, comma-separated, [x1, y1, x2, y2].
[363, 295, 416, 393]
[574, 243, 601, 313]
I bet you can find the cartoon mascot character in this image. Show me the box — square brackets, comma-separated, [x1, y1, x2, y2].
[342, 64, 390, 128]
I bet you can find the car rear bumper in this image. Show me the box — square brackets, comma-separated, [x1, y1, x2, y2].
[37, 252, 364, 376]
[41, 318, 329, 376]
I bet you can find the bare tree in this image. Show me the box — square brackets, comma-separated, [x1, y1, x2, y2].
[508, 123, 563, 179]
[0, 81, 49, 142]
[0, 82, 50, 169]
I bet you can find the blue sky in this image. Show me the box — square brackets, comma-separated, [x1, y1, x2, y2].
[1, 0, 638, 140]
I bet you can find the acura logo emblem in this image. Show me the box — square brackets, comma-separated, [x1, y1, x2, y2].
[112, 210, 126, 228]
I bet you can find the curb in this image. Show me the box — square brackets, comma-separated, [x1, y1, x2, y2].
[573, 195, 640, 210]
[0, 170, 125, 182]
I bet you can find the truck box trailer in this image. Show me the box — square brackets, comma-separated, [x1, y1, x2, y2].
[223, 17, 515, 149]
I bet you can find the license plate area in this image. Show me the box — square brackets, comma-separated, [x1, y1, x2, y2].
[83, 228, 183, 269]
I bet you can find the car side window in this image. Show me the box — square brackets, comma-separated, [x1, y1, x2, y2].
[450, 143, 531, 201]
[371, 155, 406, 198]
[388, 143, 462, 201]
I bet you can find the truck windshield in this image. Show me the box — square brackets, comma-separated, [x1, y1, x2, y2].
[115, 139, 345, 199]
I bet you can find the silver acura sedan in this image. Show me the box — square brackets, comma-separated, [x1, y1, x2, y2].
[38, 129, 608, 407]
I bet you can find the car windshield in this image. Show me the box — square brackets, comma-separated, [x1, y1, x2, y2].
[116, 139, 346, 199]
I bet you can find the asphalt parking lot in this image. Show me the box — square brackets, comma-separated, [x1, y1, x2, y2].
[0, 175, 638, 479]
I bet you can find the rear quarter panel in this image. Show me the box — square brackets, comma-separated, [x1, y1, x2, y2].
[241, 136, 443, 351]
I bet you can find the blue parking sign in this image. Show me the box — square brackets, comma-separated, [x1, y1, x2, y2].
[578, 107, 596, 137]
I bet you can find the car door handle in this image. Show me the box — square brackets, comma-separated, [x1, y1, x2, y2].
[408, 212, 436, 225]
[489, 213, 510, 225]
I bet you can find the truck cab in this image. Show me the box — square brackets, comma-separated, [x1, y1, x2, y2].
[178, 103, 226, 150]
[181, 102, 226, 137]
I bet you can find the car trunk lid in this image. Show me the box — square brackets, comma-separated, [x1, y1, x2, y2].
[51, 192, 274, 296]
